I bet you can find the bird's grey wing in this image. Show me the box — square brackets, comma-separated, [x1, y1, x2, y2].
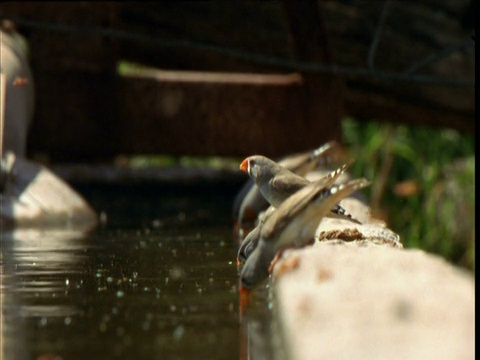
[274, 178, 371, 250]
[261, 181, 324, 241]
[269, 172, 308, 197]
[314, 160, 355, 189]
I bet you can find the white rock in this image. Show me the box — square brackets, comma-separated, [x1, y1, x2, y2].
[273, 242, 474, 360]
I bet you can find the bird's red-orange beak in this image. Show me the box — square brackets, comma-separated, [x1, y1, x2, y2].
[239, 158, 249, 172]
[239, 285, 251, 319]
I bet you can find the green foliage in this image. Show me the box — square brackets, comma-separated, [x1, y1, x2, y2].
[342, 118, 475, 271]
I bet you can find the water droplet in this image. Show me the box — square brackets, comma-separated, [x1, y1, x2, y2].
[39, 317, 48, 327]
[172, 325, 185, 340]
[169, 266, 185, 280]
[65, 279, 70, 286]
[116, 290, 124, 298]
[64, 317, 72, 326]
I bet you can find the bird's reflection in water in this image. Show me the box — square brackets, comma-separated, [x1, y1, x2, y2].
[239, 282, 281, 360]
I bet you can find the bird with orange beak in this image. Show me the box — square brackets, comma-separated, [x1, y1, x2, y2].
[233, 141, 339, 237]
[237, 161, 355, 265]
[239, 177, 371, 313]
[239, 152, 361, 223]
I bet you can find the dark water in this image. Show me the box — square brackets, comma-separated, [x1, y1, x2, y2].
[1, 182, 273, 360]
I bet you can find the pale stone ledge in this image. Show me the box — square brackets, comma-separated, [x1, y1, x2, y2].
[272, 241, 474, 360]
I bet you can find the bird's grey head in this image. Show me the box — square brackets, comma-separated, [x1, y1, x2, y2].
[241, 156, 278, 183]
[239, 241, 275, 290]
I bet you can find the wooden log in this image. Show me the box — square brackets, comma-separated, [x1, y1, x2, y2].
[26, 69, 344, 161]
[115, 70, 340, 158]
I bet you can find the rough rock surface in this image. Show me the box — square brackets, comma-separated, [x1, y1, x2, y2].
[272, 241, 474, 360]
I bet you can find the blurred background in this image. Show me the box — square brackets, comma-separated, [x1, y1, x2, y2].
[0, 2, 475, 359]
[1, 1, 475, 270]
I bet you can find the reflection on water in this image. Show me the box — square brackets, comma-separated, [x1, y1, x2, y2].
[240, 284, 278, 360]
[1, 183, 242, 360]
[3, 228, 241, 360]
[1, 182, 276, 360]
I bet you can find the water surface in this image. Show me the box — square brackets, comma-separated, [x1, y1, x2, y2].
[2, 182, 252, 360]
